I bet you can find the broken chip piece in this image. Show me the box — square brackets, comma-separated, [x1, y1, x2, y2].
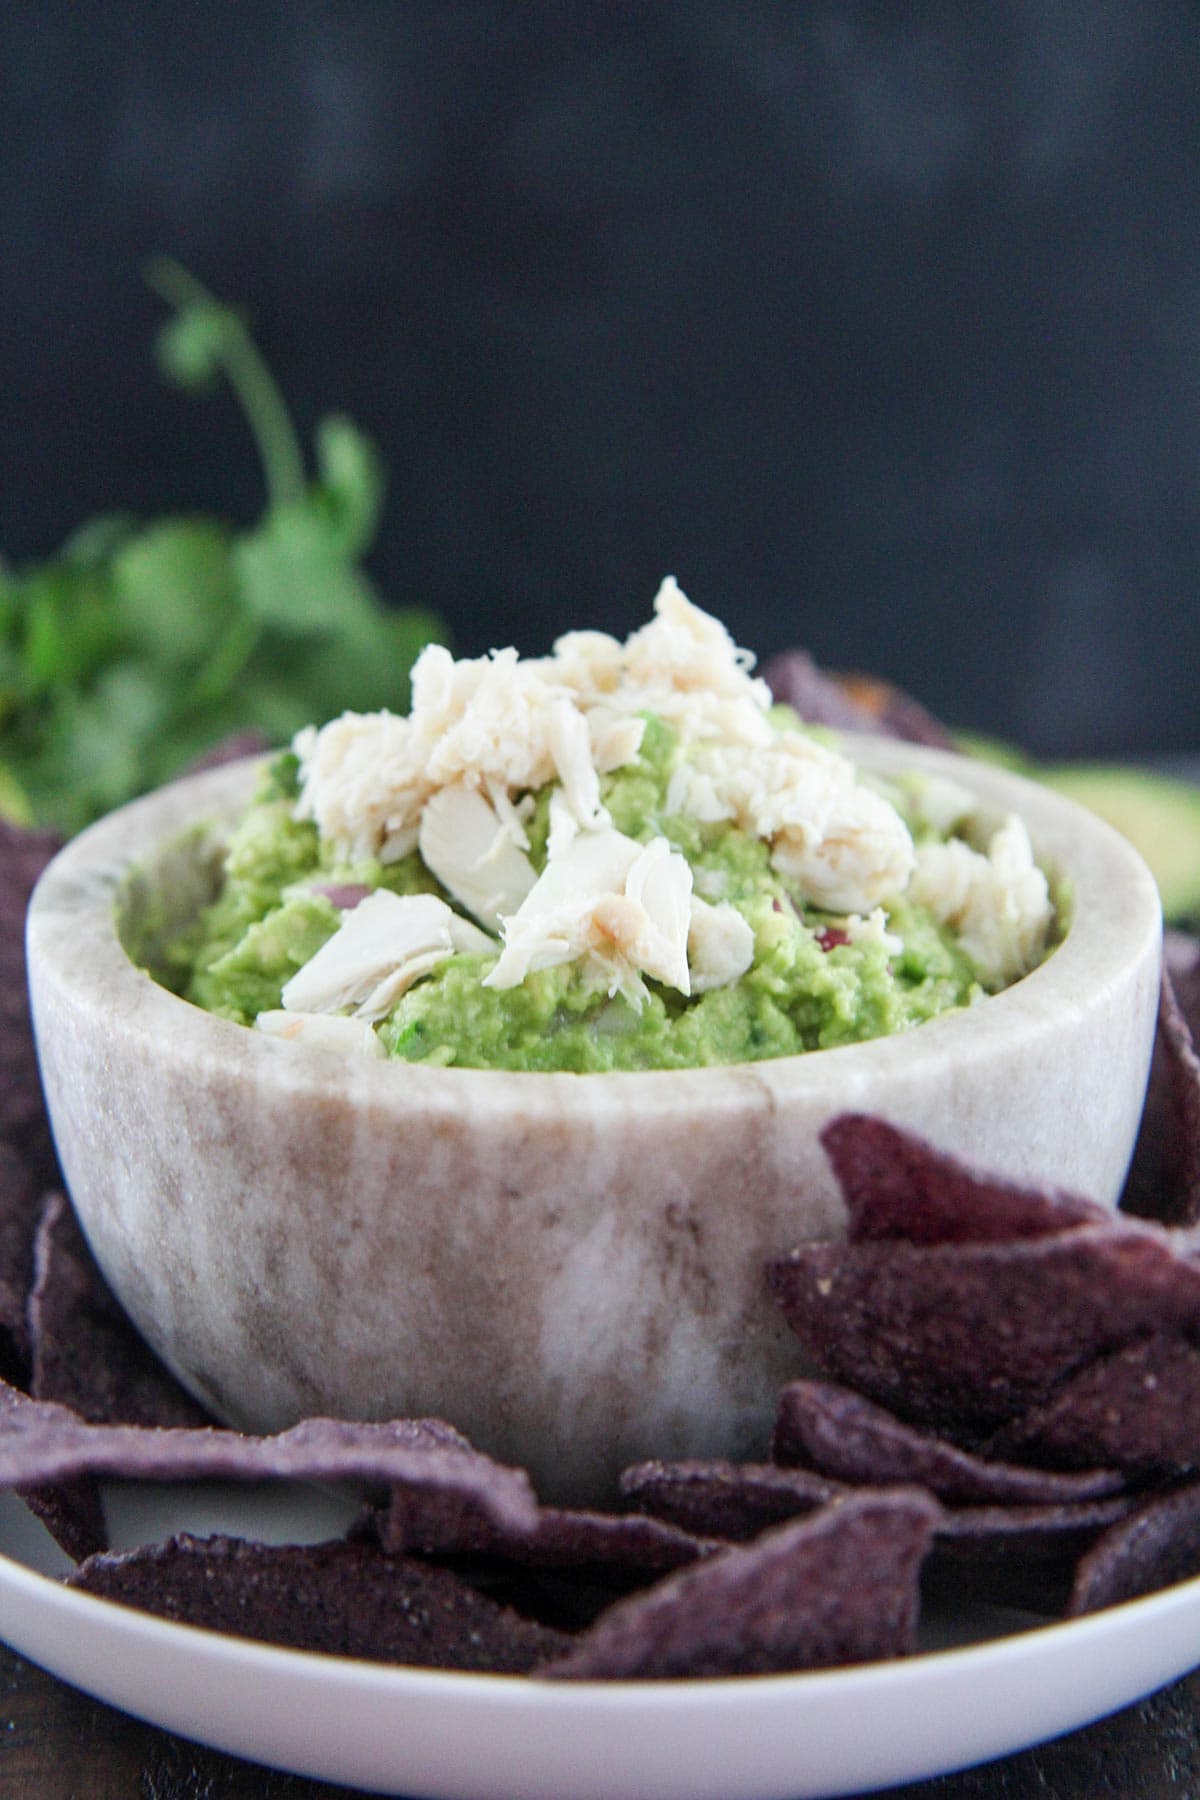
[69, 1531, 570, 1671]
[540, 1491, 940, 1680]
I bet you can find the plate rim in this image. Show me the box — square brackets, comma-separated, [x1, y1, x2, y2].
[2, 1508, 1200, 1800]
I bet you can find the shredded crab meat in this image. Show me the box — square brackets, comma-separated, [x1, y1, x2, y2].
[293, 579, 775, 870]
[418, 784, 538, 932]
[908, 814, 1053, 988]
[483, 828, 695, 1007]
[280, 579, 1049, 1011]
[279, 892, 495, 1022]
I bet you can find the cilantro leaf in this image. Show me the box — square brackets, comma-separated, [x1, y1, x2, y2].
[0, 266, 446, 835]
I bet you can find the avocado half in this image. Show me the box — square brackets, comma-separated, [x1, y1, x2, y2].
[1035, 764, 1200, 927]
[951, 725, 1200, 927]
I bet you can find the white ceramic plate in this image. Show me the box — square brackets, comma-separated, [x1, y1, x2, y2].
[0, 1485, 1198, 1799]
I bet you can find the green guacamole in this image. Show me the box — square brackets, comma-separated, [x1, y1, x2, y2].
[150, 716, 994, 1072]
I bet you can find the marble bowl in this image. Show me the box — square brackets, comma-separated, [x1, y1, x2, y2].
[27, 739, 1162, 1503]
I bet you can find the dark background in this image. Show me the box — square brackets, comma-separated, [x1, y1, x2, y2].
[3, 2, 1198, 757]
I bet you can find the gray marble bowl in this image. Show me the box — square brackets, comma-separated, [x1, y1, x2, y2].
[27, 738, 1162, 1503]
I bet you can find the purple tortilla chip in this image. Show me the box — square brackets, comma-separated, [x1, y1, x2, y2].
[29, 1192, 212, 1427]
[182, 731, 271, 775]
[1122, 958, 1200, 1227]
[70, 1532, 569, 1671]
[773, 1380, 1127, 1505]
[378, 1486, 711, 1577]
[1068, 1480, 1200, 1615]
[0, 1138, 40, 1367]
[0, 1380, 538, 1540]
[1166, 931, 1200, 1044]
[511, 1508, 711, 1576]
[821, 1114, 1107, 1245]
[0, 1379, 106, 1560]
[620, 1458, 849, 1543]
[762, 656, 957, 749]
[768, 1220, 1200, 1434]
[541, 1491, 940, 1680]
[762, 651, 882, 733]
[993, 1336, 1200, 1475]
[368, 1497, 716, 1636]
[17, 1478, 107, 1564]
[929, 1495, 1137, 1615]
[847, 678, 958, 750]
[0, 820, 64, 1142]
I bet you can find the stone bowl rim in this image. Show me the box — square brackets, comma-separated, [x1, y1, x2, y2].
[26, 732, 1164, 1126]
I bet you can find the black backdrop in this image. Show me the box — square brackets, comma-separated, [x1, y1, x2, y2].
[3, 2, 1199, 756]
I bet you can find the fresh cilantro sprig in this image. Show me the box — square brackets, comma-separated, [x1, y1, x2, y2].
[0, 262, 444, 835]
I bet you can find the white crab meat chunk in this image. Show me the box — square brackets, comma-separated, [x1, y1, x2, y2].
[418, 783, 538, 931]
[669, 733, 916, 915]
[484, 828, 694, 1006]
[687, 895, 755, 992]
[908, 813, 1053, 988]
[770, 782, 916, 914]
[293, 710, 423, 866]
[280, 891, 495, 1022]
[254, 1011, 385, 1058]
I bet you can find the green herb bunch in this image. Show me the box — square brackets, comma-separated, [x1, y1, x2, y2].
[0, 261, 444, 835]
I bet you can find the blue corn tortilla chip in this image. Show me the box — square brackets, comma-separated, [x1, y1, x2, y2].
[828, 670, 960, 749]
[69, 1531, 570, 1671]
[541, 1491, 941, 1681]
[762, 654, 957, 749]
[0, 1380, 538, 1541]
[773, 1379, 1128, 1505]
[992, 1336, 1200, 1476]
[0, 1379, 106, 1560]
[17, 1478, 107, 1564]
[0, 1138, 39, 1369]
[1122, 949, 1200, 1227]
[619, 1458, 849, 1543]
[367, 1498, 718, 1637]
[762, 651, 885, 733]
[29, 1192, 212, 1427]
[181, 730, 271, 776]
[768, 1219, 1200, 1436]
[1165, 930, 1200, 1044]
[821, 1114, 1107, 1245]
[377, 1485, 712, 1577]
[1068, 1480, 1200, 1615]
[0, 820, 64, 1150]
[928, 1496, 1138, 1615]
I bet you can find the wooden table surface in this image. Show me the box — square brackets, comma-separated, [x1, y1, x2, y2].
[2, 1637, 1199, 1799]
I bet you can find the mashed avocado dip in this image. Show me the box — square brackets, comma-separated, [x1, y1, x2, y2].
[152, 582, 1056, 1072]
